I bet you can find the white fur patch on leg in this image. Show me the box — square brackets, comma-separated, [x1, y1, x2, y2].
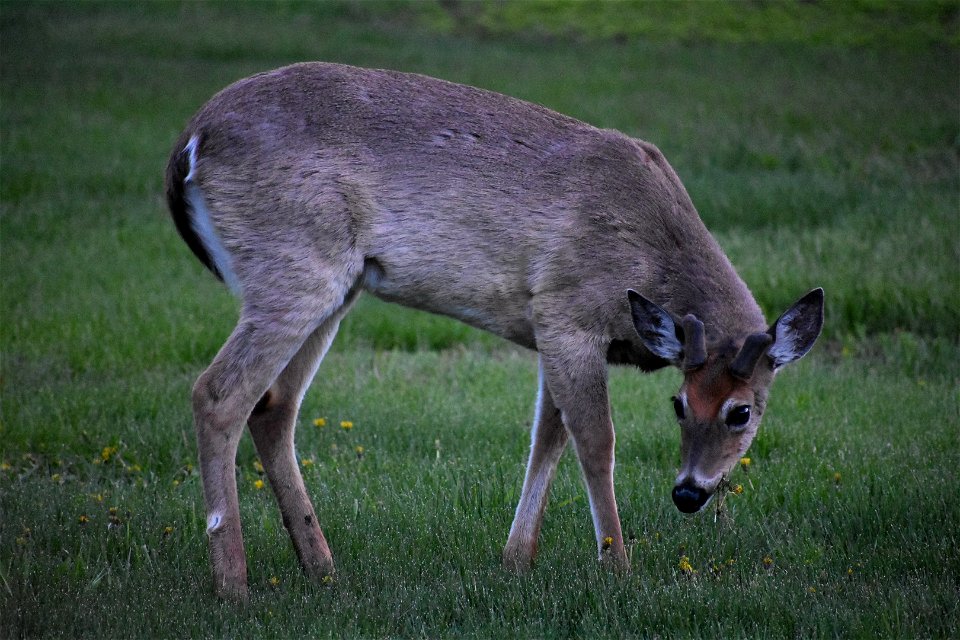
[182, 136, 241, 294]
[206, 512, 224, 534]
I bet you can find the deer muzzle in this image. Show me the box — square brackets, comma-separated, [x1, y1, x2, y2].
[671, 481, 711, 513]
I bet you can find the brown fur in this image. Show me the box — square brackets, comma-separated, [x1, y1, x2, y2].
[165, 63, 822, 600]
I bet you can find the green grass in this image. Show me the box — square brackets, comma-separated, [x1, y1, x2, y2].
[2, 2, 958, 638]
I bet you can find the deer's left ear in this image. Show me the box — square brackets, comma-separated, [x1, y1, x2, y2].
[767, 288, 824, 369]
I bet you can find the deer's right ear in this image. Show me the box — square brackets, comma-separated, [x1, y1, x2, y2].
[627, 290, 683, 365]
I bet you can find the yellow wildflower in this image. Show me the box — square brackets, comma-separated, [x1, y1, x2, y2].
[739, 457, 751, 470]
[254, 479, 265, 490]
[313, 417, 327, 428]
[0, 461, 12, 471]
[51, 473, 61, 483]
[78, 514, 90, 524]
[301, 458, 314, 467]
[808, 586, 817, 593]
[253, 460, 265, 474]
[340, 420, 354, 430]
[322, 575, 334, 585]
[268, 576, 280, 587]
[678, 555, 696, 575]
[163, 526, 174, 537]
[126, 464, 141, 474]
[762, 555, 774, 569]
[354, 445, 364, 457]
[833, 472, 842, 484]
[732, 484, 744, 495]
[100, 446, 118, 462]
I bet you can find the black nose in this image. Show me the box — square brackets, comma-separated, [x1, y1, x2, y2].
[672, 484, 710, 513]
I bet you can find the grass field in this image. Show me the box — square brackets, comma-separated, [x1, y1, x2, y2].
[2, 1, 958, 638]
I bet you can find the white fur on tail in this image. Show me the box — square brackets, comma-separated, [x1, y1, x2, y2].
[182, 135, 241, 294]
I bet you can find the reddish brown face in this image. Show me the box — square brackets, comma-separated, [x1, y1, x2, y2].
[670, 363, 767, 513]
[626, 288, 825, 515]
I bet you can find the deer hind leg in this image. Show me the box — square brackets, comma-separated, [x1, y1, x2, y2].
[246, 287, 360, 582]
[193, 277, 358, 601]
[503, 357, 569, 572]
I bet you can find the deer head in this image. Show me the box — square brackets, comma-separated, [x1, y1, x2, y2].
[628, 288, 824, 513]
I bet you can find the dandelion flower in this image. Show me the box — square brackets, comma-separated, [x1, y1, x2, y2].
[322, 575, 334, 585]
[100, 446, 118, 463]
[313, 417, 327, 428]
[808, 586, 817, 594]
[354, 445, 364, 457]
[78, 514, 90, 525]
[678, 555, 696, 575]
[163, 526, 174, 537]
[253, 460, 265, 474]
[254, 479, 265, 490]
[762, 555, 774, 569]
[340, 420, 354, 430]
[0, 461, 12, 471]
[833, 472, 842, 484]
[302, 458, 314, 467]
[739, 457, 751, 470]
[268, 576, 280, 587]
[733, 484, 744, 495]
[51, 473, 61, 483]
[601, 536, 613, 550]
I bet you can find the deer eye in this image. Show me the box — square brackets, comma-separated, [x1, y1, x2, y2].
[726, 405, 751, 428]
[672, 396, 686, 421]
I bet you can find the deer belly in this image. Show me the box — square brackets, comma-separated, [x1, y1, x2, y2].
[361, 256, 537, 348]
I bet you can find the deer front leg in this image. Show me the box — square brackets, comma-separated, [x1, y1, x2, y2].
[503, 357, 569, 572]
[537, 333, 628, 570]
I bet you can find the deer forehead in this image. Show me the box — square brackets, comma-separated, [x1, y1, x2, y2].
[682, 368, 752, 420]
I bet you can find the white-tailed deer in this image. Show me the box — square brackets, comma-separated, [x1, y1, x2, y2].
[165, 62, 823, 600]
